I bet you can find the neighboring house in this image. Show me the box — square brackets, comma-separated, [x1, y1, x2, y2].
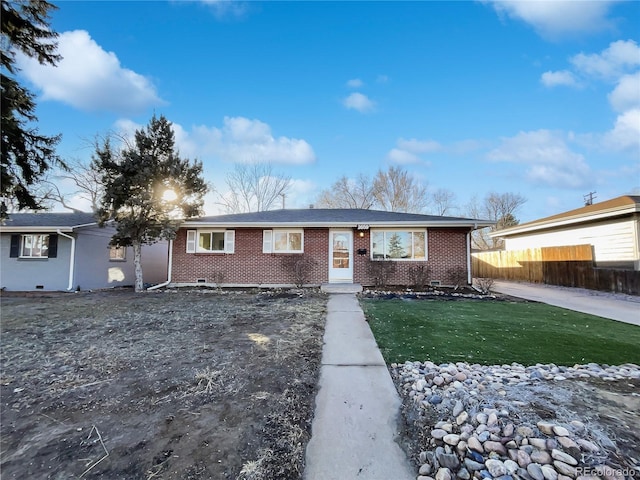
[0, 212, 168, 291]
[169, 208, 494, 287]
[490, 195, 640, 270]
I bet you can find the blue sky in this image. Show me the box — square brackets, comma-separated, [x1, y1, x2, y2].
[16, 0, 640, 221]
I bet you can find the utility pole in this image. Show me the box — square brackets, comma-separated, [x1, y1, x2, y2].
[583, 191, 597, 206]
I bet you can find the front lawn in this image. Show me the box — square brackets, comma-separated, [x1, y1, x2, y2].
[361, 298, 640, 365]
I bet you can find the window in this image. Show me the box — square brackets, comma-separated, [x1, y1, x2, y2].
[186, 230, 235, 254]
[109, 245, 126, 261]
[263, 229, 303, 253]
[21, 234, 50, 258]
[371, 230, 426, 260]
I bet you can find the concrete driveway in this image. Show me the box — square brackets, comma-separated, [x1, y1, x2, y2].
[492, 280, 640, 326]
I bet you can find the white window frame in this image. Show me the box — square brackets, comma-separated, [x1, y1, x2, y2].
[20, 234, 49, 258]
[262, 229, 304, 254]
[370, 229, 427, 261]
[109, 245, 127, 261]
[186, 229, 235, 254]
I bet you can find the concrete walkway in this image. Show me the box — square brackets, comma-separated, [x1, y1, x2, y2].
[304, 294, 415, 480]
[492, 280, 640, 326]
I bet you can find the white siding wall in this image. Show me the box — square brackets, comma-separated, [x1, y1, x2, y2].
[504, 218, 639, 269]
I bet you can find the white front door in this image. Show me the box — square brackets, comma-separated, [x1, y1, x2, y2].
[328, 230, 353, 283]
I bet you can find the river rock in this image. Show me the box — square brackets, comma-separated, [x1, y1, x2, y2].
[517, 426, 534, 437]
[527, 463, 545, 480]
[484, 440, 507, 456]
[477, 413, 488, 425]
[419, 464, 432, 475]
[575, 439, 600, 453]
[464, 459, 485, 472]
[551, 449, 578, 466]
[529, 438, 547, 450]
[557, 437, 578, 450]
[503, 423, 515, 437]
[436, 451, 460, 470]
[436, 467, 452, 480]
[458, 467, 471, 480]
[432, 429, 448, 440]
[552, 426, 570, 437]
[468, 437, 484, 452]
[537, 422, 555, 435]
[443, 434, 460, 446]
[530, 450, 552, 465]
[488, 412, 498, 426]
[541, 465, 559, 480]
[457, 411, 469, 425]
[516, 449, 532, 468]
[554, 461, 577, 478]
[504, 460, 519, 475]
[453, 400, 464, 417]
[486, 459, 507, 477]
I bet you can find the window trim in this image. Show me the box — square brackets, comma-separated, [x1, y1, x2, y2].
[370, 228, 428, 261]
[19, 234, 50, 259]
[263, 229, 304, 254]
[186, 229, 235, 254]
[109, 245, 127, 261]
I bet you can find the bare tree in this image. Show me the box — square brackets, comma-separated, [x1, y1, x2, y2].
[315, 174, 376, 209]
[37, 158, 104, 213]
[430, 188, 457, 216]
[217, 163, 291, 213]
[373, 166, 429, 213]
[467, 191, 527, 250]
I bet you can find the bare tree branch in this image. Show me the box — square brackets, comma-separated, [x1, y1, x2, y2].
[430, 188, 457, 216]
[315, 174, 376, 209]
[372, 166, 429, 213]
[466, 191, 527, 250]
[216, 163, 291, 213]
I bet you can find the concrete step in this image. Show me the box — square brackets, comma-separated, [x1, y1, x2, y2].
[320, 283, 363, 294]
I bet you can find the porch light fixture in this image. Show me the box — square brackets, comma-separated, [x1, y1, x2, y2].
[358, 231, 365, 238]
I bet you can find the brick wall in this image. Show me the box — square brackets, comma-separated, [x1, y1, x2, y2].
[172, 227, 470, 286]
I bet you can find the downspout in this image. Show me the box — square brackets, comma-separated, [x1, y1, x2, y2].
[56, 229, 76, 291]
[466, 231, 472, 285]
[147, 239, 173, 290]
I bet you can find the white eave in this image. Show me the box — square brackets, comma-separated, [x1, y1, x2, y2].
[0, 222, 98, 233]
[489, 203, 639, 238]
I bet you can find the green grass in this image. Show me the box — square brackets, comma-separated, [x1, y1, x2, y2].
[361, 298, 640, 366]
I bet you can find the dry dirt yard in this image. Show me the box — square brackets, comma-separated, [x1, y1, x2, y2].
[0, 288, 327, 479]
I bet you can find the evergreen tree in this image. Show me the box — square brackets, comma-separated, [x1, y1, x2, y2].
[387, 232, 406, 258]
[1, 0, 63, 218]
[95, 115, 208, 292]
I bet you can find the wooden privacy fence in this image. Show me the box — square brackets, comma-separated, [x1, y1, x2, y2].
[472, 245, 640, 295]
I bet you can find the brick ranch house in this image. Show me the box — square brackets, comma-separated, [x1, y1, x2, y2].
[164, 209, 494, 288]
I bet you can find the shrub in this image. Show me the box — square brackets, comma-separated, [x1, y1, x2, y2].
[280, 255, 318, 288]
[407, 264, 432, 291]
[367, 260, 397, 289]
[446, 266, 467, 290]
[474, 277, 495, 294]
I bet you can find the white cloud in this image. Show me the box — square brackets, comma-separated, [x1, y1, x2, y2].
[387, 148, 421, 164]
[343, 92, 375, 113]
[486, 0, 617, 39]
[487, 130, 592, 188]
[397, 138, 442, 154]
[608, 72, 640, 113]
[16, 30, 164, 114]
[111, 116, 315, 165]
[386, 137, 441, 164]
[346, 78, 364, 88]
[198, 0, 248, 18]
[602, 108, 640, 154]
[540, 70, 579, 88]
[570, 40, 640, 80]
[180, 116, 316, 165]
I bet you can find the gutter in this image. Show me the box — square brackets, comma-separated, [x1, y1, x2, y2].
[147, 239, 173, 291]
[466, 231, 472, 285]
[56, 229, 76, 291]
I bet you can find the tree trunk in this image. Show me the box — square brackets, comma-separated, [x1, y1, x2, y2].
[133, 240, 144, 292]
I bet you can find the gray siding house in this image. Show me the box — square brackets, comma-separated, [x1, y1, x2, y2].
[0, 212, 168, 291]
